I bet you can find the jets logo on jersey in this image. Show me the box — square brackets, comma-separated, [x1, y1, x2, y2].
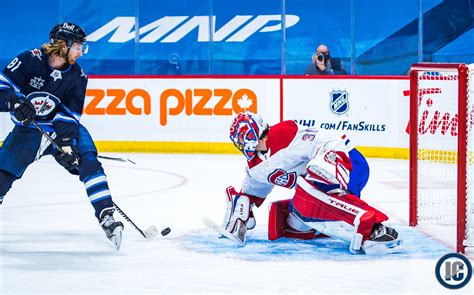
[268, 169, 297, 188]
[330, 90, 349, 115]
[29, 77, 45, 89]
[27, 92, 61, 116]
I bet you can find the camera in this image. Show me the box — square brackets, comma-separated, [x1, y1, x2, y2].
[315, 52, 330, 63]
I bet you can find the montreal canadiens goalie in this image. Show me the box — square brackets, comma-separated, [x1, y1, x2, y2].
[204, 112, 403, 255]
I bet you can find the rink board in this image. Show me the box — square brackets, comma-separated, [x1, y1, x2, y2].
[0, 75, 411, 158]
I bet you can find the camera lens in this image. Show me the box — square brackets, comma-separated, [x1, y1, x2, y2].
[317, 53, 324, 62]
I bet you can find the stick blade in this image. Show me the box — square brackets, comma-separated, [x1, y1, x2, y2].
[143, 226, 159, 239]
[202, 217, 245, 246]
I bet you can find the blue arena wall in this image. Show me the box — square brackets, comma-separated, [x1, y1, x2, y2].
[0, 0, 472, 75]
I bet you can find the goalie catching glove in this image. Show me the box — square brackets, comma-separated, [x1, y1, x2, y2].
[306, 149, 352, 195]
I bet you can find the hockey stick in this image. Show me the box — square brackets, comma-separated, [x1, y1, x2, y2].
[31, 121, 63, 152]
[30, 121, 171, 238]
[30, 121, 135, 164]
[98, 155, 136, 164]
[113, 202, 170, 239]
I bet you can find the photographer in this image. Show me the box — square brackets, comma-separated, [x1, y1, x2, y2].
[304, 44, 335, 75]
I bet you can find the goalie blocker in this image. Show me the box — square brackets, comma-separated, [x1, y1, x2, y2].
[269, 178, 403, 254]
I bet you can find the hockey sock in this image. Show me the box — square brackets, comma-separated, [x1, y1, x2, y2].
[83, 171, 114, 219]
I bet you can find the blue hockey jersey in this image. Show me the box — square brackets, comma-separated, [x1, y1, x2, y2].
[0, 47, 87, 139]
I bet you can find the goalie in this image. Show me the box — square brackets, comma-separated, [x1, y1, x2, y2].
[207, 112, 402, 254]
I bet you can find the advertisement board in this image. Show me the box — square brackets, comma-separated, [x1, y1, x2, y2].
[82, 77, 280, 143]
[283, 77, 410, 149]
[1, 76, 413, 157]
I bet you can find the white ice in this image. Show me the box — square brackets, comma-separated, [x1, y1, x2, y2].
[1, 154, 473, 294]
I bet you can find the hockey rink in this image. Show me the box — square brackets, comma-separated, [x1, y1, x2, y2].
[0, 153, 472, 294]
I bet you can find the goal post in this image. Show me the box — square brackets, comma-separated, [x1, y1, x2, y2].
[409, 63, 473, 253]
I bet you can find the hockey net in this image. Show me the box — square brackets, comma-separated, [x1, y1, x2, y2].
[409, 63, 474, 253]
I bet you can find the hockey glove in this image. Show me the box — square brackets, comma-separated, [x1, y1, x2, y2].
[54, 137, 80, 174]
[220, 187, 265, 245]
[8, 95, 36, 126]
[306, 149, 352, 192]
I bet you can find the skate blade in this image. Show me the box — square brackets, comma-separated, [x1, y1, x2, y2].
[202, 217, 245, 246]
[362, 238, 404, 255]
[110, 225, 124, 251]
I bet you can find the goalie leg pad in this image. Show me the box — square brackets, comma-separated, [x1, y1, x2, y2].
[291, 178, 388, 244]
[268, 199, 317, 241]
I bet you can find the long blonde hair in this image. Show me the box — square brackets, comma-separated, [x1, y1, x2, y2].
[41, 40, 67, 58]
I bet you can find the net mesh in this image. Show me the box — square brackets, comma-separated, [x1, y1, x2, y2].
[466, 64, 474, 247]
[415, 65, 473, 248]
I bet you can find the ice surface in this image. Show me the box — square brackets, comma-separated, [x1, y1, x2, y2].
[1, 154, 472, 294]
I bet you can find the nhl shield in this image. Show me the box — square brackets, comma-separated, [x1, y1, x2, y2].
[330, 90, 349, 115]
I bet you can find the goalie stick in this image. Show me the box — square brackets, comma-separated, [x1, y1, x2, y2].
[202, 217, 244, 246]
[31, 121, 171, 239]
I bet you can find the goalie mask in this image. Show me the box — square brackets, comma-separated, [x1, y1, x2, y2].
[229, 112, 268, 160]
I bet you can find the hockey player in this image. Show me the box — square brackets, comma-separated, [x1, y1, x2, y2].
[0, 22, 124, 250]
[209, 112, 402, 254]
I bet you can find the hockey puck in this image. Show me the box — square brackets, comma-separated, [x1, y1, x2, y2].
[161, 227, 171, 236]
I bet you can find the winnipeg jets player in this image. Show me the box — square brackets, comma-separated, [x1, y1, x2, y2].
[207, 112, 402, 254]
[0, 23, 124, 250]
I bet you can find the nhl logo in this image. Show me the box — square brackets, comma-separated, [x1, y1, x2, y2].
[50, 69, 62, 82]
[330, 90, 349, 115]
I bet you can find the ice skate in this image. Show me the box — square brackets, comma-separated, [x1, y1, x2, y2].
[362, 223, 403, 255]
[99, 208, 124, 250]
